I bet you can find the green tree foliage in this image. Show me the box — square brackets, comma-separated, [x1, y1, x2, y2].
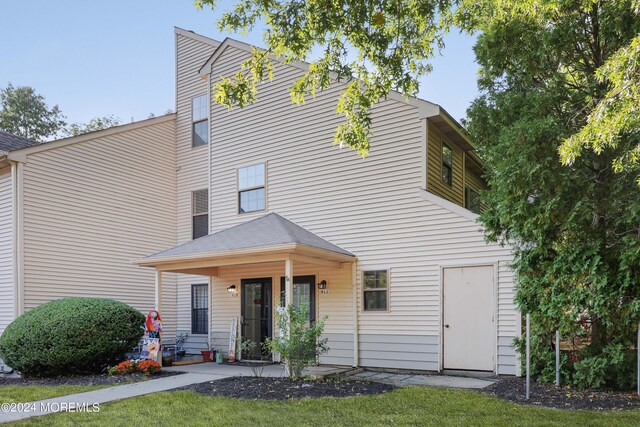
[64, 115, 120, 137]
[194, 0, 453, 156]
[560, 28, 640, 178]
[0, 83, 66, 141]
[461, 0, 640, 389]
[0, 298, 145, 376]
[266, 304, 328, 379]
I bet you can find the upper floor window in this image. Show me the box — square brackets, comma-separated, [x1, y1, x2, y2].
[441, 143, 453, 186]
[192, 94, 208, 147]
[363, 270, 389, 311]
[238, 163, 266, 213]
[465, 186, 481, 214]
[192, 189, 209, 239]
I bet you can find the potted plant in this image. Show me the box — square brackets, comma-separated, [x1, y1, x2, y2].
[201, 339, 215, 362]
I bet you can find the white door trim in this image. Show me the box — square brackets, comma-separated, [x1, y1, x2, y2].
[438, 263, 498, 373]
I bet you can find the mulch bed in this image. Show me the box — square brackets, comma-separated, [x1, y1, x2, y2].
[483, 376, 640, 411]
[0, 370, 183, 387]
[179, 376, 395, 400]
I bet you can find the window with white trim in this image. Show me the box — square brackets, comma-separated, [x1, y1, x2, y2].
[238, 163, 266, 213]
[192, 94, 208, 147]
[192, 189, 209, 239]
[363, 270, 388, 311]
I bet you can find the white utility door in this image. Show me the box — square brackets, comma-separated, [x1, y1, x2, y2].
[443, 265, 495, 371]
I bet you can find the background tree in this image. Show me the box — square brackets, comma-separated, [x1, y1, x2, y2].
[0, 83, 66, 141]
[64, 115, 120, 137]
[462, 0, 640, 389]
[195, 0, 454, 156]
[197, 0, 640, 389]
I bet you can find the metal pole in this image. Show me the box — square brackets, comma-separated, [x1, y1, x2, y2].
[526, 313, 530, 400]
[555, 330, 560, 387]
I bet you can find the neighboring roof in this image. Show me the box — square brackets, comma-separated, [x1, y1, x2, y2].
[145, 212, 355, 260]
[5, 114, 175, 160]
[0, 130, 41, 152]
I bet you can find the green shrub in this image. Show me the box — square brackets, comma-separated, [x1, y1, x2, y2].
[0, 298, 145, 376]
[266, 303, 328, 379]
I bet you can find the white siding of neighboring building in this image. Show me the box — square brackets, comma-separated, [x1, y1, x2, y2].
[20, 117, 179, 336]
[0, 167, 13, 335]
[174, 29, 219, 352]
[204, 43, 518, 372]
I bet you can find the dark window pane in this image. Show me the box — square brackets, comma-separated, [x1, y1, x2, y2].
[442, 164, 452, 186]
[239, 188, 265, 213]
[192, 214, 208, 239]
[364, 290, 387, 311]
[191, 284, 208, 334]
[192, 120, 208, 147]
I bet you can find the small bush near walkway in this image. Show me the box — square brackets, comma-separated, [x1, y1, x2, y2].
[0, 298, 144, 376]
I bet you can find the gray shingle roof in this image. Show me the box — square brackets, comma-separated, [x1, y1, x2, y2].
[0, 130, 41, 152]
[146, 212, 354, 259]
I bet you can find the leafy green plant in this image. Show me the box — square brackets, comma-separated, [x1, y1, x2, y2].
[266, 304, 328, 379]
[0, 298, 145, 376]
[240, 339, 267, 377]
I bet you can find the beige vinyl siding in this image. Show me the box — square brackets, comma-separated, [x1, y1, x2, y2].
[0, 167, 13, 335]
[210, 261, 354, 365]
[21, 119, 178, 336]
[205, 44, 518, 372]
[427, 124, 464, 205]
[498, 260, 519, 375]
[174, 31, 219, 338]
[464, 165, 485, 194]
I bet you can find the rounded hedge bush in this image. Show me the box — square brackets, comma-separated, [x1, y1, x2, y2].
[0, 298, 145, 376]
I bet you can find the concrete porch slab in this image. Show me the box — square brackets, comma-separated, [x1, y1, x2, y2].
[349, 371, 496, 389]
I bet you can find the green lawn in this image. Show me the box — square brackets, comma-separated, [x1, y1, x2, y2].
[0, 385, 107, 404]
[11, 387, 640, 426]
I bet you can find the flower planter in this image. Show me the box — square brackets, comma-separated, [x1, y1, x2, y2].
[201, 350, 215, 362]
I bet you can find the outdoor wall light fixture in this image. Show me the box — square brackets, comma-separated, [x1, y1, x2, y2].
[317, 280, 328, 294]
[227, 284, 237, 295]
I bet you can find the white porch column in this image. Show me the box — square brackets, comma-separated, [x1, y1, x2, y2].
[284, 258, 293, 377]
[154, 270, 163, 367]
[284, 258, 293, 309]
[352, 261, 359, 367]
[154, 270, 162, 312]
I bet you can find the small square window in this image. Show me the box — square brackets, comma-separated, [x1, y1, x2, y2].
[363, 270, 388, 311]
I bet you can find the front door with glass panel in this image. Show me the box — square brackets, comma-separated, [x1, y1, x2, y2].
[280, 275, 316, 322]
[241, 278, 273, 359]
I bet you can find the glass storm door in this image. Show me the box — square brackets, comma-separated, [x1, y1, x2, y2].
[280, 275, 316, 322]
[241, 278, 273, 359]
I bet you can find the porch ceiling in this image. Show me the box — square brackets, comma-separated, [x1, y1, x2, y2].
[133, 213, 356, 274]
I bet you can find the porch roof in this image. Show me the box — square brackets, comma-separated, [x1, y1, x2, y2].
[134, 213, 355, 274]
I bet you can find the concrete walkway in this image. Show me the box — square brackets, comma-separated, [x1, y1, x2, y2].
[0, 372, 225, 424]
[349, 371, 496, 389]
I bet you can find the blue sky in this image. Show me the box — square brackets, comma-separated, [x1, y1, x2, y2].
[0, 0, 479, 125]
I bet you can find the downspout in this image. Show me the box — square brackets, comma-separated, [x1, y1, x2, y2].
[9, 158, 24, 318]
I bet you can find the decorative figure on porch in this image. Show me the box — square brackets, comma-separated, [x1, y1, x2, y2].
[142, 310, 163, 362]
[145, 310, 163, 338]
